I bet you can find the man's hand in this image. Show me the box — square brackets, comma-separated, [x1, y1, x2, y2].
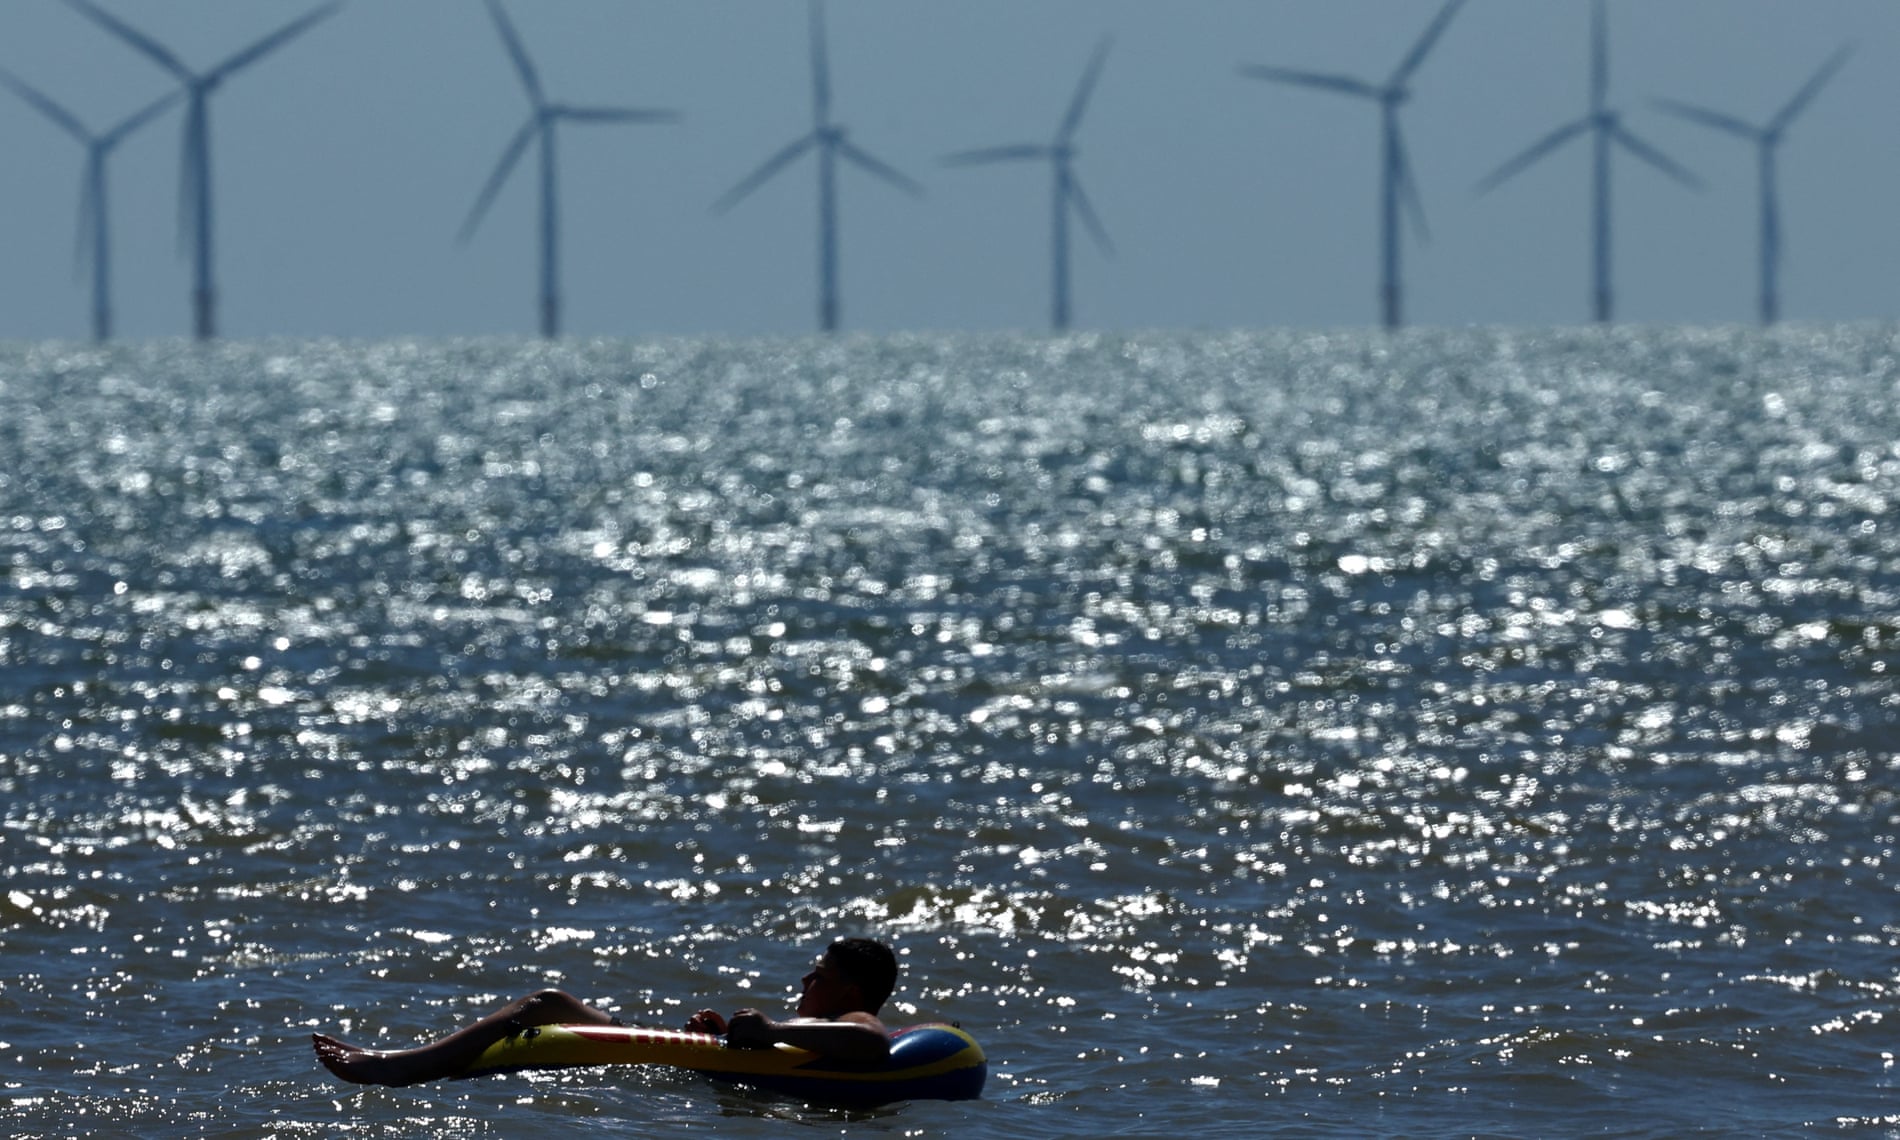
[683, 1009, 728, 1035]
[723, 1009, 778, 1049]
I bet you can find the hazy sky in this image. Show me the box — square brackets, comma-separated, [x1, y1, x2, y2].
[0, 0, 1893, 341]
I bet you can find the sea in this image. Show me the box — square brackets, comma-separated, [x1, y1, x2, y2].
[1, 324, 1895, 1138]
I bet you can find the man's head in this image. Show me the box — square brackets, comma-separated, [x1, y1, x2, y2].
[795, 937, 898, 1017]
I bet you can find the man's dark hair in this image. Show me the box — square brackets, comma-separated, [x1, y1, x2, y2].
[827, 937, 898, 1013]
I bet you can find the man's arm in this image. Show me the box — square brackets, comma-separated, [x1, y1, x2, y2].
[724, 1009, 891, 1062]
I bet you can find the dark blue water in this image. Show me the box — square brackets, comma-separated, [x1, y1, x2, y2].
[2, 326, 1896, 1137]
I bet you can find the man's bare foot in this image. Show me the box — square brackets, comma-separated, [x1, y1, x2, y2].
[312, 1033, 424, 1087]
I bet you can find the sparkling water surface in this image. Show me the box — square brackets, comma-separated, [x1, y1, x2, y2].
[2, 327, 1896, 1137]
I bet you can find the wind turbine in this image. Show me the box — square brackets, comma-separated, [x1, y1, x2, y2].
[714, 0, 922, 333]
[460, 0, 679, 339]
[1476, 0, 1700, 324]
[943, 36, 1115, 332]
[65, 0, 341, 341]
[0, 70, 178, 342]
[1652, 46, 1852, 325]
[1239, 0, 1463, 330]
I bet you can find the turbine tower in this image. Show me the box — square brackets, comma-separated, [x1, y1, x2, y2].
[1476, 0, 1699, 324]
[460, 0, 678, 339]
[1239, 0, 1463, 330]
[1653, 46, 1852, 325]
[943, 36, 1115, 332]
[0, 70, 178, 342]
[714, 0, 922, 333]
[65, 0, 340, 341]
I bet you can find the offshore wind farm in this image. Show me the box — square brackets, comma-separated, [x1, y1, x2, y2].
[0, 0, 1894, 339]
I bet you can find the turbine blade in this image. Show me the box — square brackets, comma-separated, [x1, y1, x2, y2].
[557, 106, 681, 126]
[712, 134, 817, 213]
[0, 67, 92, 142]
[942, 143, 1048, 166]
[1067, 175, 1115, 257]
[1590, 0, 1608, 112]
[457, 119, 537, 243]
[1771, 44, 1852, 133]
[809, 0, 831, 126]
[1613, 125, 1702, 190]
[838, 139, 924, 196]
[1474, 119, 1589, 195]
[102, 87, 183, 148]
[1390, 0, 1466, 88]
[1650, 97, 1759, 141]
[1236, 64, 1379, 100]
[1058, 35, 1113, 142]
[1393, 128, 1430, 244]
[205, 1, 340, 85]
[483, 0, 545, 108]
[64, 0, 192, 81]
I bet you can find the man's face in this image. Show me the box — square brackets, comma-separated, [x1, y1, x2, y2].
[795, 953, 861, 1018]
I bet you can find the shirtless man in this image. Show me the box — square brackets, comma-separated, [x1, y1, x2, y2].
[312, 936, 897, 1086]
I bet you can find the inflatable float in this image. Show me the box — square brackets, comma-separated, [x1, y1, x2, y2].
[461, 1022, 986, 1106]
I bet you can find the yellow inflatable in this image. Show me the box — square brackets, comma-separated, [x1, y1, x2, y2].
[463, 1022, 987, 1106]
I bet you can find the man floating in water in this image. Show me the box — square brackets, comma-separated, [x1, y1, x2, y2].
[312, 936, 897, 1086]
